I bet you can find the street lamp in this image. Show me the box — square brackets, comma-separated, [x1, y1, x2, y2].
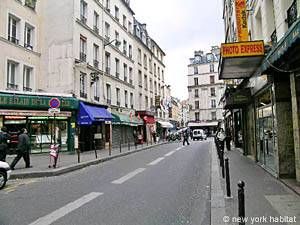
[104, 39, 121, 48]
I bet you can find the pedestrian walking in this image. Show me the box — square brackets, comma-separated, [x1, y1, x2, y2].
[10, 128, 31, 170]
[225, 128, 232, 151]
[217, 128, 226, 151]
[183, 129, 190, 146]
[0, 127, 10, 162]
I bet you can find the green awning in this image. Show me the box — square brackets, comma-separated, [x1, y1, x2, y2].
[112, 113, 143, 126]
[259, 18, 300, 73]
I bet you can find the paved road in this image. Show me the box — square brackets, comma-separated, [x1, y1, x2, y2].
[0, 140, 211, 225]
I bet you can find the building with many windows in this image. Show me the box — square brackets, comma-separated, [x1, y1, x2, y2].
[187, 47, 224, 135]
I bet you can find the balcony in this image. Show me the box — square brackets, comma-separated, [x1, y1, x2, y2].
[93, 26, 99, 34]
[107, 99, 111, 104]
[94, 96, 100, 101]
[25, 0, 36, 10]
[24, 43, 33, 50]
[93, 59, 99, 68]
[271, 29, 277, 46]
[7, 83, 18, 90]
[80, 52, 86, 62]
[23, 87, 32, 92]
[80, 15, 87, 24]
[106, 67, 110, 74]
[80, 92, 87, 98]
[287, 1, 297, 28]
[116, 72, 120, 79]
[8, 36, 19, 45]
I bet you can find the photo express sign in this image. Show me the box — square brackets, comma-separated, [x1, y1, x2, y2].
[221, 41, 265, 58]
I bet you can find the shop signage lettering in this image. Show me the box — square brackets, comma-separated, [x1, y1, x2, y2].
[221, 41, 264, 58]
[235, 0, 248, 41]
[0, 94, 78, 110]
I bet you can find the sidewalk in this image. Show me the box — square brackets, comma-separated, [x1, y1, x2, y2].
[211, 144, 300, 225]
[6, 141, 167, 179]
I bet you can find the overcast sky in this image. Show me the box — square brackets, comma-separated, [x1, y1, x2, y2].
[130, 0, 225, 100]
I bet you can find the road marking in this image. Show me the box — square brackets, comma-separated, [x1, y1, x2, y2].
[148, 157, 165, 166]
[28, 192, 103, 225]
[165, 151, 175, 157]
[175, 147, 183, 151]
[112, 168, 146, 184]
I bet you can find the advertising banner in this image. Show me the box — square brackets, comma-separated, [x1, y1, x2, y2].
[235, 0, 248, 41]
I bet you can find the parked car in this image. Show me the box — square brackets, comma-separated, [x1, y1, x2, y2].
[0, 161, 11, 190]
[192, 129, 207, 141]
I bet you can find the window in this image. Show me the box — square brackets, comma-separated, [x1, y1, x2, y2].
[123, 15, 127, 29]
[7, 60, 19, 90]
[195, 101, 199, 109]
[210, 75, 215, 84]
[124, 90, 128, 107]
[23, 66, 32, 92]
[8, 15, 19, 44]
[114, 6, 119, 21]
[128, 21, 132, 33]
[154, 63, 156, 76]
[130, 93, 134, 108]
[162, 70, 164, 82]
[105, 22, 110, 40]
[105, 0, 110, 11]
[150, 78, 153, 91]
[93, 44, 99, 68]
[194, 66, 198, 74]
[106, 84, 111, 104]
[145, 96, 148, 109]
[210, 64, 214, 72]
[211, 112, 217, 120]
[143, 54, 147, 69]
[123, 64, 128, 82]
[116, 88, 120, 106]
[211, 99, 216, 108]
[138, 70, 142, 86]
[25, 0, 37, 10]
[158, 67, 160, 79]
[129, 45, 132, 59]
[80, 0, 87, 23]
[129, 67, 133, 84]
[93, 11, 99, 33]
[194, 77, 198, 85]
[24, 23, 34, 50]
[123, 40, 127, 55]
[144, 75, 148, 90]
[139, 93, 142, 109]
[115, 31, 119, 47]
[149, 58, 153, 73]
[138, 49, 142, 64]
[105, 52, 111, 74]
[194, 89, 199, 98]
[154, 81, 157, 94]
[210, 87, 216, 97]
[195, 112, 200, 121]
[115, 58, 120, 78]
[80, 35, 87, 62]
[94, 78, 100, 101]
[80, 72, 87, 98]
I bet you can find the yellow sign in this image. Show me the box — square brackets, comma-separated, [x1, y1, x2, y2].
[221, 41, 264, 58]
[235, 0, 248, 41]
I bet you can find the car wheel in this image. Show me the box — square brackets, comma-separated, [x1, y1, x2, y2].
[0, 171, 7, 190]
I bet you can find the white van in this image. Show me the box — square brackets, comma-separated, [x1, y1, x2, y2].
[192, 129, 207, 141]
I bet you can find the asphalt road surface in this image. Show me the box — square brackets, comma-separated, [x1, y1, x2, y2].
[0, 140, 211, 225]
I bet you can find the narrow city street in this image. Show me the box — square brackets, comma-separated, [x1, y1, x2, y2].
[0, 141, 211, 225]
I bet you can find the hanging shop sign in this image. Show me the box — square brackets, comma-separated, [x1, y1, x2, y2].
[235, 0, 248, 41]
[221, 41, 265, 58]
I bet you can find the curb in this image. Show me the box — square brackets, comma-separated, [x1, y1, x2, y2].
[10, 142, 167, 179]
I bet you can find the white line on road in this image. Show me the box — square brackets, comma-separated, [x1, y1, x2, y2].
[175, 147, 183, 151]
[164, 151, 175, 157]
[111, 168, 146, 184]
[147, 157, 165, 166]
[28, 192, 103, 225]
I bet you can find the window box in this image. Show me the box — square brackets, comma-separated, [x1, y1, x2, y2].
[23, 87, 32, 92]
[7, 83, 18, 90]
[94, 96, 100, 101]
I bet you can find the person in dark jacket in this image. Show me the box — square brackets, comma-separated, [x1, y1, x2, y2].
[10, 128, 31, 169]
[0, 127, 10, 162]
[183, 129, 190, 146]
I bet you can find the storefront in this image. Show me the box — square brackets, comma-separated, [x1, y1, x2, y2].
[136, 111, 156, 143]
[0, 92, 78, 153]
[77, 102, 112, 151]
[111, 111, 143, 147]
[156, 120, 173, 140]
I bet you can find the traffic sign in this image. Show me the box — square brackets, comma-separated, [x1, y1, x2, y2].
[49, 98, 61, 108]
[48, 108, 60, 114]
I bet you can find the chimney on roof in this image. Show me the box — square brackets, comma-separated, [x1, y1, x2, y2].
[194, 51, 203, 57]
[142, 23, 147, 30]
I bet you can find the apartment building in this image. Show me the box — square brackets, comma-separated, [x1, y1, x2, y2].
[187, 47, 224, 135]
[220, 0, 300, 182]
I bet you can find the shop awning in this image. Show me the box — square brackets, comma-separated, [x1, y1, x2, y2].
[157, 120, 174, 128]
[219, 41, 265, 79]
[188, 121, 218, 127]
[77, 102, 112, 125]
[259, 18, 300, 73]
[112, 113, 143, 126]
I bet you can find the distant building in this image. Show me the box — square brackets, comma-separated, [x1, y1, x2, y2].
[187, 46, 225, 134]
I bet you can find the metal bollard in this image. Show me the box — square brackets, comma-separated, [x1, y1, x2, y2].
[135, 141, 137, 150]
[238, 181, 245, 225]
[128, 139, 130, 151]
[119, 140, 122, 153]
[225, 158, 231, 197]
[94, 141, 98, 159]
[221, 150, 225, 178]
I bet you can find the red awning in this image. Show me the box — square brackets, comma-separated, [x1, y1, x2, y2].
[143, 116, 156, 124]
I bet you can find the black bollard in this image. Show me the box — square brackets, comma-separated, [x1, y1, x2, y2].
[128, 139, 130, 151]
[225, 158, 231, 197]
[238, 181, 245, 225]
[135, 141, 137, 150]
[119, 140, 122, 153]
[221, 150, 225, 178]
